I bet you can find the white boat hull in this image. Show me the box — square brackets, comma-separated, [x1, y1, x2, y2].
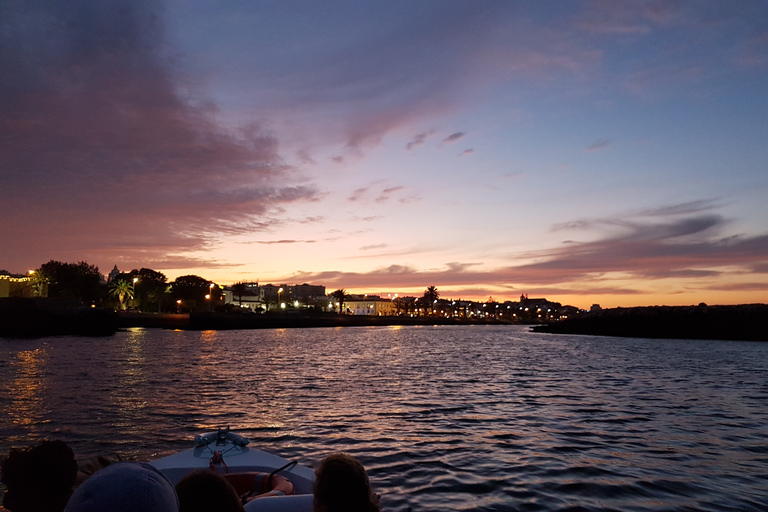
[149, 437, 315, 512]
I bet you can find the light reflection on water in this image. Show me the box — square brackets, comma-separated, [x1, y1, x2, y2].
[1, 325, 767, 511]
[7, 348, 47, 427]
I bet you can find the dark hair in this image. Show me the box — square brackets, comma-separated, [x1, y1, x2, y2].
[1, 440, 78, 512]
[313, 453, 380, 512]
[176, 470, 244, 512]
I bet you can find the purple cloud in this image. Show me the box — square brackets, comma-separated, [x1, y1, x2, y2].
[375, 186, 405, 203]
[349, 183, 406, 204]
[0, 1, 319, 273]
[256, 240, 316, 245]
[585, 139, 611, 152]
[406, 131, 433, 150]
[516, 213, 768, 283]
[442, 132, 466, 144]
[637, 199, 720, 217]
[360, 244, 388, 251]
[348, 187, 369, 202]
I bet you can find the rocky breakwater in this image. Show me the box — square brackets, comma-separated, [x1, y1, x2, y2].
[533, 304, 768, 341]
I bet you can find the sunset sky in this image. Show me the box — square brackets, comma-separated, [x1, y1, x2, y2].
[2, 1, 767, 308]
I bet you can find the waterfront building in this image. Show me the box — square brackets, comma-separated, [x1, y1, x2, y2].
[222, 283, 264, 312]
[343, 295, 396, 316]
[222, 282, 327, 312]
[0, 273, 35, 298]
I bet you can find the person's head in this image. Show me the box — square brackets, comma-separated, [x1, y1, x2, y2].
[313, 453, 380, 512]
[1, 440, 78, 512]
[176, 470, 244, 512]
[63, 462, 178, 512]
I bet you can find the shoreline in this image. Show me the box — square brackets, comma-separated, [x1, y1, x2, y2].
[533, 304, 768, 342]
[135, 311, 515, 330]
[4, 299, 767, 341]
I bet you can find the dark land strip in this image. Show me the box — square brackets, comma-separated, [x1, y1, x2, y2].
[533, 304, 768, 341]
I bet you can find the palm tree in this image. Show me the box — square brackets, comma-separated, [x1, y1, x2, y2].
[332, 289, 346, 314]
[29, 269, 50, 297]
[110, 279, 135, 310]
[423, 286, 439, 316]
[147, 284, 171, 312]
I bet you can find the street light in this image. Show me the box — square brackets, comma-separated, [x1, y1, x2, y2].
[207, 283, 215, 312]
[132, 277, 138, 309]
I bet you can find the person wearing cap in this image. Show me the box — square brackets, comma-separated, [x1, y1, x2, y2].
[64, 462, 178, 512]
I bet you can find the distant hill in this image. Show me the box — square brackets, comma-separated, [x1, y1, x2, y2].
[533, 304, 768, 341]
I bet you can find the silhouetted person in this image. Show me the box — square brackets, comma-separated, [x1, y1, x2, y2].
[313, 453, 380, 512]
[176, 470, 244, 512]
[63, 462, 178, 512]
[1, 440, 78, 512]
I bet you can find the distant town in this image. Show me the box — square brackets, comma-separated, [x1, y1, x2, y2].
[0, 261, 593, 322]
[3, 261, 767, 342]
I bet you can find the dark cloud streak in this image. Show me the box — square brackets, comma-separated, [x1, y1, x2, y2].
[442, 132, 465, 144]
[517, 214, 768, 282]
[0, 1, 317, 272]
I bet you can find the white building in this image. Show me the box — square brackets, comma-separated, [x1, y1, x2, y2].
[343, 296, 396, 316]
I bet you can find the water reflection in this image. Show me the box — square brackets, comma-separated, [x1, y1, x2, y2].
[7, 348, 47, 429]
[200, 330, 217, 343]
[1, 327, 767, 511]
[109, 328, 150, 440]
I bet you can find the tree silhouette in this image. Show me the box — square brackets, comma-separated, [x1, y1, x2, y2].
[232, 282, 247, 307]
[332, 289, 346, 314]
[423, 286, 439, 316]
[171, 275, 212, 311]
[123, 268, 168, 311]
[39, 260, 102, 303]
[147, 285, 172, 312]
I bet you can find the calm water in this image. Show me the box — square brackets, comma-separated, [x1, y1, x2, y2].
[1, 325, 766, 511]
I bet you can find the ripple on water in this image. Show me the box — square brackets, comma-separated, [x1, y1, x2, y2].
[1, 326, 768, 511]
